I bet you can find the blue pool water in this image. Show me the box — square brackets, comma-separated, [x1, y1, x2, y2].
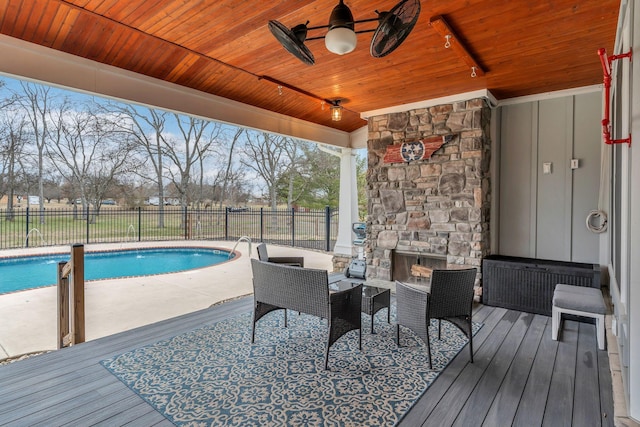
[0, 247, 234, 295]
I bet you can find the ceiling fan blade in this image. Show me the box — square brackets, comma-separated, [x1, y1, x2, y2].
[370, 0, 421, 58]
[268, 20, 315, 65]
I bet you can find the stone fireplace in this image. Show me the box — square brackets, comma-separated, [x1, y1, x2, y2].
[365, 98, 491, 295]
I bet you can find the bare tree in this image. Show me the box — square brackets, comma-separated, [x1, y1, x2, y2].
[105, 104, 168, 226]
[13, 82, 58, 224]
[163, 114, 220, 207]
[189, 126, 247, 210]
[241, 131, 294, 210]
[0, 112, 29, 220]
[217, 127, 244, 208]
[84, 119, 138, 214]
[282, 139, 313, 208]
[46, 102, 137, 220]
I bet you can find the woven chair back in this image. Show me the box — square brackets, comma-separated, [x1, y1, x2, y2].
[256, 243, 269, 262]
[251, 259, 330, 319]
[428, 268, 476, 319]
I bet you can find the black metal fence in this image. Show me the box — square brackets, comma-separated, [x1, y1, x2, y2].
[0, 206, 339, 251]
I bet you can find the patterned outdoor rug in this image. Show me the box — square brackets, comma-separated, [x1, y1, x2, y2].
[101, 306, 481, 426]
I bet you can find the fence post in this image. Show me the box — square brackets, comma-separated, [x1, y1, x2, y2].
[259, 208, 264, 242]
[138, 207, 142, 241]
[25, 207, 30, 248]
[325, 206, 332, 252]
[85, 205, 90, 244]
[224, 207, 229, 240]
[71, 243, 85, 344]
[291, 207, 295, 247]
[184, 206, 188, 240]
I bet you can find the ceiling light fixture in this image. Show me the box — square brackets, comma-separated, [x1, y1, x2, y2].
[257, 75, 350, 122]
[269, 0, 421, 65]
[330, 100, 343, 121]
[324, 1, 358, 55]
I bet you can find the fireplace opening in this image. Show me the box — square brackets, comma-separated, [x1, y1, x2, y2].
[392, 250, 447, 284]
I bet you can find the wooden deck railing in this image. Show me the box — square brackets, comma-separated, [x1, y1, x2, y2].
[57, 244, 85, 349]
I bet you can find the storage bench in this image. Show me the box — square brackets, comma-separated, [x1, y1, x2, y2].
[482, 255, 600, 316]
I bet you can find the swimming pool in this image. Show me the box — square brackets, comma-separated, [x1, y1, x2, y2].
[0, 247, 235, 295]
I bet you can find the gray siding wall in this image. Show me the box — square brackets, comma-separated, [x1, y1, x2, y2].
[498, 91, 601, 263]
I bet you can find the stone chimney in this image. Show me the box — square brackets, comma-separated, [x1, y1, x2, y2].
[365, 98, 491, 294]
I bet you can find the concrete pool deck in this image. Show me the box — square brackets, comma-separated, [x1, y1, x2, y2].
[0, 241, 333, 359]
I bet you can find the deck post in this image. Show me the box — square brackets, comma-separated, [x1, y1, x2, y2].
[57, 261, 70, 349]
[71, 243, 85, 344]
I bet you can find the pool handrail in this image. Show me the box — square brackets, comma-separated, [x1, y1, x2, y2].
[230, 236, 252, 258]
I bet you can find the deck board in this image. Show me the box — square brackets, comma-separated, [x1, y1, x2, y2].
[421, 309, 522, 426]
[482, 314, 548, 426]
[543, 320, 579, 426]
[0, 296, 614, 426]
[69, 395, 150, 426]
[91, 400, 160, 426]
[573, 322, 605, 426]
[397, 305, 506, 426]
[451, 311, 535, 426]
[598, 336, 616, 426]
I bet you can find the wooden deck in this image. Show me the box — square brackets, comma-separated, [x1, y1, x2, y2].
[0, 297, 614, 426]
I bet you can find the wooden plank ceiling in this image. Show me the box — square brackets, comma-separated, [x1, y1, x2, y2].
[0, 0, 620, 132]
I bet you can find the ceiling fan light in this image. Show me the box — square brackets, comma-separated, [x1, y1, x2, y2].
[325, 27, 357, 55]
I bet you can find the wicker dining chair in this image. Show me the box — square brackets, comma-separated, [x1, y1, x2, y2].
[396, 268, 477, 369]
[256, 243, 304, 267]
[250, 259, 362, 369]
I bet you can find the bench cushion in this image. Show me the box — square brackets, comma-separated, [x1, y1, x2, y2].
[555, 283, 598, 295]
[553, 285, 605, 314]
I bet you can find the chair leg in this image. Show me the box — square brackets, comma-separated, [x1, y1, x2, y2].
[251, 322, 256, 344]
[370, 313, 375, 334]
[596, 314, 605, 350]
[552, 306, 560, 341]
[438, 319, 442, 340]
[284, 309, 288, 328]
[251, 309, 257, 344]
[396, 324, 401, 346]
[426, 325, 433, 370]
[468, 318, 473, 363]
[324, 339, 330, 370]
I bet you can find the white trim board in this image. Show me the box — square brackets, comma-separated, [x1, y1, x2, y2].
[360, 85, 603, 118]
[360, 89, 499, 118]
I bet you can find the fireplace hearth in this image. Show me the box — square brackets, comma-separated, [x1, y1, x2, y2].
[392, 250, 447, 283]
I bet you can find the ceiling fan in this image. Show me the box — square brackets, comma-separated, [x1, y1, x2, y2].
[268, 0, 421, 65]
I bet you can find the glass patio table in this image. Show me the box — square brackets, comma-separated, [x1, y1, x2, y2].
[330, 281, 391, 334]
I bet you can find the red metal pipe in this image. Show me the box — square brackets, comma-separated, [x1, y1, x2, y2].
[597, 47, 632, 146]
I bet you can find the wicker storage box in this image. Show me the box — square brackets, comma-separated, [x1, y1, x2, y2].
[482, 255, 600, 316]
